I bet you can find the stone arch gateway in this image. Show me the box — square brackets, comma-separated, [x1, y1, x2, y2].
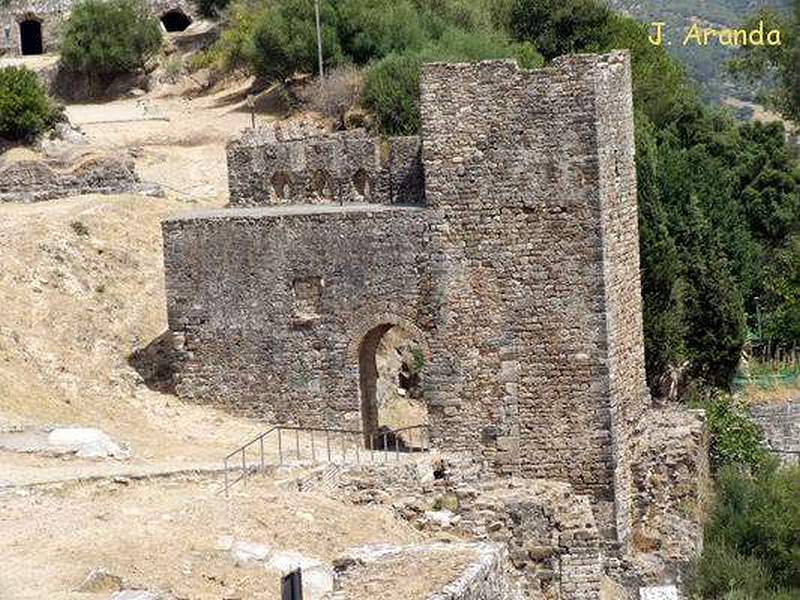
[162, 52, 655, 547]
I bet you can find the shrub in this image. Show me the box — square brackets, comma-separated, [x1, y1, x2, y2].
[362, 52, 422, 136]
[0, 67, 61, 141]
[198, 0, 262, 72]
[194, 0, 230, 18]
[702, 393, 769, 472]
[336, 0, 427, 64]
[60, 0, 162, 77]
[250, 0, 342, 80]
[690, 464, 800, 598]
[296, 65, 363, 126]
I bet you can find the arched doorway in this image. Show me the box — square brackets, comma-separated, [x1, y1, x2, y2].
[358, 324, 427, 451]
[160, 9, 191, 32]
[19, 19, 42, 55]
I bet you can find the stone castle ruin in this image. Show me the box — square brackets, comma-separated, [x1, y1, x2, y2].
[0, 0, 195, 56]
[161, 52, 709, 571]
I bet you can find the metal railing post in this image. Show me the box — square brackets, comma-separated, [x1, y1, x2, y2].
[396, 431, 400, 461]
[369, 433, 374, 462]
[355, 433, 360, 465]
[383, 432, 388, 462]
[242, 447, 247, 487]
[224, 457, 229, 498]
[326, 429, 331, 462]
[295, 428, 300, 461]
[259, 434, 265, 472]
[278, 428, 283, 465]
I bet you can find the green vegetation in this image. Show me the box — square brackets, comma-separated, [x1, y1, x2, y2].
[702, 393, 770, 472]
[193, 0, 230, 18]
[690, 463, 800, 599]
[0, 67, 61, 141]
[608, 0, 794, 104]
[729, 0, 800, 121]
[60, 0, 162, 77]
[200, 0, 541, 133]
[499, 1, 800, 392]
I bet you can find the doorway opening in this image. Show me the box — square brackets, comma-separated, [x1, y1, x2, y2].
[160, 9, 191, 32]
[19, 19, 42, 55]
[358, 324, 427, 451]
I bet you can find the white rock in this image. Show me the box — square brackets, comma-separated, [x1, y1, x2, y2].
[425, 509, 456, 528]
[268, 550, 333, 599]
[47, 428, 128, 459]
[110, 591, 159, 600]
[231, 541, 271, 565]
[640, 585, 679, 600]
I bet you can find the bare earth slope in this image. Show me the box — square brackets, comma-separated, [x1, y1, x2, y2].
[0, 77, 271, 482]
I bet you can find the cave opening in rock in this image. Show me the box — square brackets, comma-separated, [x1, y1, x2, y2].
[160, 9, 191, 32]
[19, 19, 42, 55]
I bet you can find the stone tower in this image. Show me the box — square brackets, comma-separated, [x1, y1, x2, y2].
[162, 51, 649, 544]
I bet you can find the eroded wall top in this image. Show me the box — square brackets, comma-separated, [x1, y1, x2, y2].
[226, 129, 424, 207]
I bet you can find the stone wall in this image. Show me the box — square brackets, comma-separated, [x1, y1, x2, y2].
[419, 53, 647, 540]
[0, 0, 196, 56]
[750, 399, 800, 465]
[163, 204, 430, 427]
[330, 453, 606, 599]
[163, 52, 651, 547]
[332, 542, 525, 600]
[0, 155, 162, 202]
[226, 129, 424, 207]
[628, 408, 711, 582]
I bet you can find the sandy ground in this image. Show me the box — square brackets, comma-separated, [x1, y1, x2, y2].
[0, 473, 423, 599]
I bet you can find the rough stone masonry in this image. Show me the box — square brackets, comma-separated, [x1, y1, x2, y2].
[161, 52, 707, 554]
[0, 0, 196, 56]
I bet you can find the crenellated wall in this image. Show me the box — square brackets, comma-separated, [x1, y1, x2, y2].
[226, 129, 424, 207]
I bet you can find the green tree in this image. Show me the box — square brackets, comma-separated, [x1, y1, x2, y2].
[60, 0, 162, 77]
[728, 1, 800, 121]
[0, 67, 61, 141]
[508, 0, 612, 60]
[250, 0, 342, 80]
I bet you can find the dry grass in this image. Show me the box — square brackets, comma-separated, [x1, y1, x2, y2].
[297, 66, 364, 127]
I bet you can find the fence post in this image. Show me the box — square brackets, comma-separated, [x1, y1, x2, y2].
[326, 429, 331, 462]
[242, 447, 247, 487]
[278, 428, 283, 465]
[383, 432, 388, 462]
[355, 433, 360, 465]
[260, 434, 265, 472]
[295, 429, 300, 461]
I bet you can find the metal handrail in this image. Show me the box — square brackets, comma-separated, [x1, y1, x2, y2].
[222, 423, 430, 497]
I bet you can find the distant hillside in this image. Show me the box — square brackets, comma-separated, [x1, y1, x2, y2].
[608, 0, 793, 107]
